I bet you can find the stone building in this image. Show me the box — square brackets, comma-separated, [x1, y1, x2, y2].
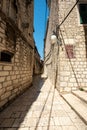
[44, 0, 87, 92]
[34, 46, 43, 75]
[0, 0, 42, 109]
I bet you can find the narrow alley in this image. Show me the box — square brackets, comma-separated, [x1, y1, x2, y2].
[0, 76, 87, 130]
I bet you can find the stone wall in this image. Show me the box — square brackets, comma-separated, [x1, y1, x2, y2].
[0, 0, 34, 47]
[34, 46, 43, 75]
[0, 13, 34, 108]
[44, 0, 59, 84]
[0, 0, 38, 109]
[57, 0, 87, 92]
[45, 0, 87, 92]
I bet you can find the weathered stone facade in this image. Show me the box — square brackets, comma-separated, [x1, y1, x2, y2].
[34, 46, 43, 75]
[44, 0, 87, 92]
[44, 0, 59, 85]
[0, 0, 42, 109]
[0, 0, 34, 47]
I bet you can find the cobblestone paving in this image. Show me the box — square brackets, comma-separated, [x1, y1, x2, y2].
[0, 76, 87, 130]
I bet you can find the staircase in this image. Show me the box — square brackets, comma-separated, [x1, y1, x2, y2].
[61, 90, 87, 125]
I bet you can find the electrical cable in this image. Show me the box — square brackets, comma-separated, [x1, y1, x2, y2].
[57, 0, 80, 29]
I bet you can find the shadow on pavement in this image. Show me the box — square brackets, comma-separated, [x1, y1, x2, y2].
[0, 75, 47, 129]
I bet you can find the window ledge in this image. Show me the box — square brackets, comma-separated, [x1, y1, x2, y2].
[78, 24, 87, 27]
[0, 62, 13, 65]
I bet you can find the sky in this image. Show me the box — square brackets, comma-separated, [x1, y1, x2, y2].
[34, 0, 49, 59]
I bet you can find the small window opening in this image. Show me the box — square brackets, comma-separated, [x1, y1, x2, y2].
[0, 52, 12, 62]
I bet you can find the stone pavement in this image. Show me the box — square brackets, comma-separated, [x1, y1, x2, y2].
[62, 90, 87, 125]
[0, 76, 87, 130]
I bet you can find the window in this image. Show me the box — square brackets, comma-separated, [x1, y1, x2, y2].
[0, 51, 13, 62]
[79, 4, 87, 24]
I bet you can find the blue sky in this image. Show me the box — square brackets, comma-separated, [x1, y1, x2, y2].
[34, 0, 49, 59]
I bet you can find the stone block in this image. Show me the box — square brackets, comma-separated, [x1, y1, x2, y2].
[0, 83, 2, 89]
[10, 71, 14, 75]
[4, 66, 12, 70]
[0, 71, 9, 76]
[15, 59, 19, 63]
[14, 66, 18, 70]
[68, 83, 74, 87]
[83, 71, 87, 75]
[0, 77, 5, 82]
[0, 32, 5, 37]
[6, 86, 13, 91]
[1, 91, 11, 100]
[0, 37, 2, 43]
[2, 39, 6, 45]
[73, 83, 79, 87]
[81, 82, 86, 87]
[13, 88, 19, 93]
[70, 78, 76, 82]
[13, 79, 19, 84]
[15, 71, 19, 74]
[6, 76, 11, 81]
[60, 71, 70, 76]
[11, 75, 17, 80]
[0, 99, 8, 108]
[0, 65, 2, 70]
[64, 77, 69, 81]
[0, 88, 5, 95]
[71, 87, 77, 91]
[17, 75, 21, 78]
[83, 79, 87, 83]
[60, 77, 64, 81]
[64, 87, 72, 92]
[60, 82, 67, 87]
[3, 81, 12, 87]
[9, 93, 16, 100]
[0, 22, 6, 29]
[78, 78, 83, 82]
[0, 26, 5, 33]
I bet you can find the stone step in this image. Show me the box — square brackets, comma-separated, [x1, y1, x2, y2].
[83, 87, 87, 92]
[61, 93, 87, 125]
[72, 90, 87, 104]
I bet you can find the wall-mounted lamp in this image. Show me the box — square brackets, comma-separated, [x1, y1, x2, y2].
[51, 34, 57, 45]
[51, 32, 62, 46]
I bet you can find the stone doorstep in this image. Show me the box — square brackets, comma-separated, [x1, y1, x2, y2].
[61, 93, 87, 125]
[72, 90, 87, 104]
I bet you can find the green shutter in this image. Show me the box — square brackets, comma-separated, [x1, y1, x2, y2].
[79, 4, 87, 24]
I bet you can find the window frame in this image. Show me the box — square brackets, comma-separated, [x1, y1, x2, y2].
[0, 51, 13, 63]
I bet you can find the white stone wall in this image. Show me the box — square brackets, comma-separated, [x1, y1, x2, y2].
[57, 0, 87, 92]
[44, 0, 59, 84]
[45, 0, 87, 92]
